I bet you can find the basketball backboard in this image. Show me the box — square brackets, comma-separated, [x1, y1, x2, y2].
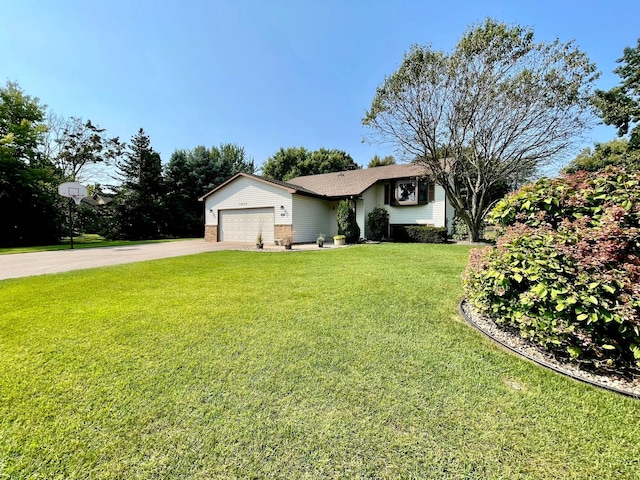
[58, 182, 88, 205]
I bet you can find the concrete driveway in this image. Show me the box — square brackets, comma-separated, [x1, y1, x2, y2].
[0, 240, 249, 280]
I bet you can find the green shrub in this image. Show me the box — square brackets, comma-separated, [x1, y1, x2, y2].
[367, 206, 389, 240]
[337, 200, 360, 244]
[404, 226, 448, 244]
[451, 216, 470, 241]
[464, 167, 640, 371]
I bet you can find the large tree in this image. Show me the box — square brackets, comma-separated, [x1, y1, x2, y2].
[110, 129, 165, 240]
[362, 19, 599, 241]
[0, 81, 61, 246]
[47, 115, 125, 182]
[261, 147, 359, 181]
[592, 38, 640, 149]
[164, 143, 254, 237]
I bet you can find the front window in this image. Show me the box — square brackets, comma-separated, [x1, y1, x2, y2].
[396, 181, 416, 203]
[388, 178, 433, 206]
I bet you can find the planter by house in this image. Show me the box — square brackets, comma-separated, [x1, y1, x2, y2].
[333, 235, 346, 246]
[283, 234, 293, 250]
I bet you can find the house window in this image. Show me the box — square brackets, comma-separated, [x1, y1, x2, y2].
[418, 181, 428, 203]
[387, 178, 435, 206]
[396, 181, 416, 203]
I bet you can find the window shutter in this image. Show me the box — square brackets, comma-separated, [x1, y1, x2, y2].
[428, 182, 435, 202]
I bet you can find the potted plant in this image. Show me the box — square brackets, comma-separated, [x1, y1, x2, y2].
[333, 234, 346, 246]
[283, 234, 293, 250]
[317, 233, 325, 248]
[256, 232, 263, 249]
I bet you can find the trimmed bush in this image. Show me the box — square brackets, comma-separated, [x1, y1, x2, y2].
[367, 206, 389, 240]
[337, 200, 360, 244]
[464, 167, 640, 371]
[404, 226, 448, 244]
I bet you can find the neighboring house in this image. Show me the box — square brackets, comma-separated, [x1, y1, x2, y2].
[198, 164, 455, 243]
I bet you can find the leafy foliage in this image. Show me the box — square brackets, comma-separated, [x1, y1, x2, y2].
[592, 38, 640, 149]
[0, 81, 62, 246]
[336, 200, 360, 243]
[464, 167, 640, 371]
[0, 81, 47, 166]
[51, 117, 125, 182]
[397, 226, 448, 243]
[451, 216, 471, 241]
[164, 144, 254, 237]
[563, 138, 640, 174]
[366, 206, 389, 240]
[367, 155, 396, 168]
[363, 19, 599, 241]
[262, 147, 359, 181]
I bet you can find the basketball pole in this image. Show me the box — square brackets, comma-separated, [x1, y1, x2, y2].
[68, 198, 74, 250]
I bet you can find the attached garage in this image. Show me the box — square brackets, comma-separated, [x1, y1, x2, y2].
[199, 172, 341, 243]
[219, 208, 275, 243]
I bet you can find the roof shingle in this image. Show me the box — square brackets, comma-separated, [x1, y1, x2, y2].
[287, 163, 429, 197]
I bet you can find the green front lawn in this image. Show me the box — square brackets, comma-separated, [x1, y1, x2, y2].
[1, 245, 638, 479]
[0, 234, 190, 255]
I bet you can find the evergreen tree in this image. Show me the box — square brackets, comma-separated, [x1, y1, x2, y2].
[111, 129, 165, 239]
[164, 144, 254, 237]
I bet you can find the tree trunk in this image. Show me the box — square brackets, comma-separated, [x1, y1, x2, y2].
[467, 220, 483, 242]
[461, 210, 483, 242]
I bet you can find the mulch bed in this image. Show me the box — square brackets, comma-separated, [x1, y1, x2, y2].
[460, 300, 640, 399]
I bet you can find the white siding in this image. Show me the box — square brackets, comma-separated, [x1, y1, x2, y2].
[292, 195, 334, 243]
[204, 177, 292, 226]
[359, 187, 379, 238]
[355, 198, 365, 239]
[327, 202, 340, 238]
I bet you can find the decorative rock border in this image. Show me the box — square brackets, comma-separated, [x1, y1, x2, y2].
[459, 300, 640, 399]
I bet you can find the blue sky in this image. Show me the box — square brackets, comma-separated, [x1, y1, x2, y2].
[2, 0, 639, 173]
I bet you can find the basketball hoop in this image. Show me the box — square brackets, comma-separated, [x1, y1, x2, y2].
[70, 195, 84, 205]
[58, 182, 89, 249]
[58, 182, 88, 204]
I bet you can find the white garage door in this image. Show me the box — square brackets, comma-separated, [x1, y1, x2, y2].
[219, 208, 275, 242]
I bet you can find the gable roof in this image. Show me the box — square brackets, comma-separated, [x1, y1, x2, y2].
[286, 163, 429, 197]
[199, 164, 432, 201]
[198, 172, 325, 201]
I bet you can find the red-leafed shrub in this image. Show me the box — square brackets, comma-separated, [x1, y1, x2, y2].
[464, 167, 640, 371]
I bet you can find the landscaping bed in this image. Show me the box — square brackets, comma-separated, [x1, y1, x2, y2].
[461, 300, 640, 398]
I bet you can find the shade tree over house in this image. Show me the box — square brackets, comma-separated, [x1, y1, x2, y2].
[362, 19, 599, 241]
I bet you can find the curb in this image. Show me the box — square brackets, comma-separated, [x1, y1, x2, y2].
[458, 300, 639, 400]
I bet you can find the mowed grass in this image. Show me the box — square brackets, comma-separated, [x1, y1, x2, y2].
[0, 234, 188, 255]
[0, 245, 638, 479]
